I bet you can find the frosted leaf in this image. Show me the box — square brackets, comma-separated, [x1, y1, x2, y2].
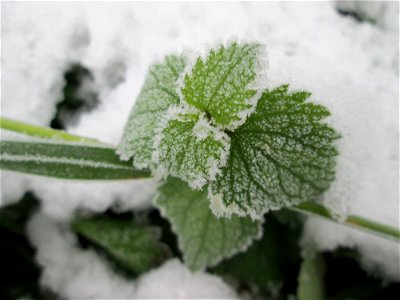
[117, 55, 186, 168]
[155, 177, 262, 271]
[209, 85, 340, 220]
[181, 42, 266, 130]
[154, 107, 230, 189]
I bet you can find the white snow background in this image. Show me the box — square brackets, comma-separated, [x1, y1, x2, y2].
[1, 0, 399, 297]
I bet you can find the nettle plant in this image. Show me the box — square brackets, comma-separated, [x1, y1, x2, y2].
[116, 41, 339, 269]
[1, 41, 398, 281]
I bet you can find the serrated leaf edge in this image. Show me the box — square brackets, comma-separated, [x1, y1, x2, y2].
[208, 184, 307, 221]
[153, 186, 264, 271]
[116, 54, 187, 168]
[152, 105, 231, 189]
[176, 40, 268, 131]
[208, 85, 340, 220]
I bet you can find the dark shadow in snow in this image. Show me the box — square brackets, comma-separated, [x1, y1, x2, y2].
[50, 63, 99, 130]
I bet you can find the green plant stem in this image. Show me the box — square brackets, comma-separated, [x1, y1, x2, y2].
[292, 202, 400, 241]
[1, 116, 399, 242]
[297, 251, 326, 300]
[1, 117, 103, 144]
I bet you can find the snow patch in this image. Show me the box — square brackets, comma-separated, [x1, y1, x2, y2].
[2, 0, 398, 282]
[134, 259, 239, 299]
[27, 212, 238, 299]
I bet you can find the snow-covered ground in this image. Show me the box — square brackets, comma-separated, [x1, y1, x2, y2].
[1, 1, 399, 297]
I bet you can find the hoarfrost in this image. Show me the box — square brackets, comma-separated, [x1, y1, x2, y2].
[117, 55, 186, 168]
[2, 0, 398, 284]
[154, 107, 230, 190]
[155, 177, 262, 271]
[210, 86, 340, 220]
[180, 41, 267, 130]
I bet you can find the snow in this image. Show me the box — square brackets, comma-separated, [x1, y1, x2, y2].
[27, 212, 137, 298]
[28, 177, 157, 221]
[1, 0, 399, 294]
[28, 212, 238, 299]
[335, 0, 399, 31]
[134, 259, 239, 299]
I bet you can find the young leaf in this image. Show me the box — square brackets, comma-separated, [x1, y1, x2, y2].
[117, 55, 186, 168]
[209, 85, 340, 219]
[154, 177, 262, 271]
[154, 107, 230, 189]
[0, 140, 150, 180]
[72, 216, 170, 274]
[181, 42, 266, 130]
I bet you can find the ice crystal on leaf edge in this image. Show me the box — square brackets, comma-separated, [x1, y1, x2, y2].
[117, 41, 340, 221]
[209, 85, 340, 220]
[154, 177, 263, 271]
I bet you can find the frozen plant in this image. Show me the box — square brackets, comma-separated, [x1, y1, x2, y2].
[114, 41, 340, 269]
[0, 41, 398, 293]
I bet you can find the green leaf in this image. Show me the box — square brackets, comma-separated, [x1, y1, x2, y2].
[117, 55, 186, 168]
[209, 85, 340, 219]
[297, 252, 326, 300]
[181, 42, 266, 130]
[0, 140, 150, 180]
[154, 177, 262, 271]
[72, 216, 170, 274]
[154, 107, 230, 189]
[213, 211, 302, 292]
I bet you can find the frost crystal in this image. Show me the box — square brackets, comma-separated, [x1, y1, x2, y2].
[118, 42, 269, 190]
[155, 177, 262, 271]
[209, 85, 340, 219]
[117, 55, 186, 168]
[154, 107, 230, 190]
[180, 41, 267, 130]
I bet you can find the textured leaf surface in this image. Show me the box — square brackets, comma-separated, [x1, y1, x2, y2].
[72, 216, 170, 274]
[155, 108, 230, 189]
[0, 140, 149, 180]
[181, 42, 265, 130]
[209, 85, 340, 219]
[155, 177, 262, 271]
[117, 55, 186, 168]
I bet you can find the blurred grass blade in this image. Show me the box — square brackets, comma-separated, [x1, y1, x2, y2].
[297, 252, 326, 300]
[0, 140, 151, 180]
[1, 116, 102, 144]
[292, 202, 400, 241]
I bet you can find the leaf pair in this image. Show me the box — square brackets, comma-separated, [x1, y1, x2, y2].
[118, 42, 339, 220]
[117, 41, 339, 270]
[117, 42, 266, 190]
